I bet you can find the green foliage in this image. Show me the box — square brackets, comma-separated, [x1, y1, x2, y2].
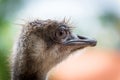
[0, 0, 25, 80]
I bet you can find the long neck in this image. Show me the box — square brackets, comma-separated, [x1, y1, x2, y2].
[11, 34, 46, 80]
[12, 45, 59, 80]
[11, 31, 71, 80]
[11, 34, 61, 80]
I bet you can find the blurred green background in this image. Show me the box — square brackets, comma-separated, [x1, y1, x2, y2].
[0, 0, 120, 80]
[0, 0, 25, 80]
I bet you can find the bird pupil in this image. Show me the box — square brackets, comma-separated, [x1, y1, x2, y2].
[59, 31, 63, 36]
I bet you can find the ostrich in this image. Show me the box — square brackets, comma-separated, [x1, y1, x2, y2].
[11, 19, 97, 80]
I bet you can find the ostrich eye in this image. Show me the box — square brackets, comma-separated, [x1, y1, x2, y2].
[55, 26, 68, 39]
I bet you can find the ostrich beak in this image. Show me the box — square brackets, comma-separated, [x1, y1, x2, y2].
[64, 34, 97, 47]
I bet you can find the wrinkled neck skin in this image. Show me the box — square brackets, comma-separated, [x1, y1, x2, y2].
[11, 33, 71, 80]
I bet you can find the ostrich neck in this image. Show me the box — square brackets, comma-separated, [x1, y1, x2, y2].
[12, 34, 70, 80]
[12, 46, 52, 80]
[13, 47, 63, 80]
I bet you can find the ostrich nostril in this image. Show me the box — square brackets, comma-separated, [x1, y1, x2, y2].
[77, 35, 87, 40]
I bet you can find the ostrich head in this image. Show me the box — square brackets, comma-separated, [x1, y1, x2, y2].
[12, 19, 97, 80]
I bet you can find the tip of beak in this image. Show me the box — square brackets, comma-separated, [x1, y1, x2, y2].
[89, 39, 97, 47]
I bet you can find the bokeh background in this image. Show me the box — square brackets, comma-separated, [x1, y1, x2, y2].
[0, 0, 120, 80]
